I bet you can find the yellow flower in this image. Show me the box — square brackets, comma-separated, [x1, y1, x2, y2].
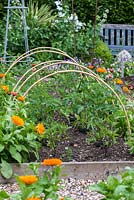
[116, 79, 123, 85]
[26, 196, 41, 200]
[11, 116, 24, 126]
[35, 123, 45, 135]
[122, 86, 129, 93]
[60, 197, 65, 200]
[96, 67, 107, 73]
[0, 74, 6, 78]
[19, 175, 38, 185]
[17, 96, 25, 102]
[1, 85, 9, 93]
[42, 158, 62, 166]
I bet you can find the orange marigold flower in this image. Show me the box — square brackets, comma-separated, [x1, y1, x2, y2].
[88, 65, 94, 69]
[96, 67, 107, 73]
[26, 196, 41, 200]
[122, 86, 129, 93]
[35, 123, 45, 135]
[60, 197, 65, 200]
[1, 85, 9, 92]
[0, 73, 6, 78]
[19, 175, 38, 185]
[42, 158, 62, 166]
[116, 79, 123, 85]
[11, 116, 24, 126]
[17, 96, 25, 102]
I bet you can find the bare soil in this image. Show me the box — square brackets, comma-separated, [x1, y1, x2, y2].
[38, 127, 134, 162]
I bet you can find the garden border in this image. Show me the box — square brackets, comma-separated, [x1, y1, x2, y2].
[1, 161, 134, 183]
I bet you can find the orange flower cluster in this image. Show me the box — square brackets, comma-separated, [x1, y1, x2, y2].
[26, 196, 41, 200]
[116, 79, 123, 85]
[11, 115, 24, 126]
[17, 96, 25, 102]
[42, 158, 62, 166]
[19, 175, 38, 185]
[1, 85, 9, 93]
[122, 86, 129, 93]
[96, 67, 107, 73]
[35, 123, 45, 135]
[0, 73, 6, 78]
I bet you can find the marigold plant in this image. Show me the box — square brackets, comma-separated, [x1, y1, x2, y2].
[116, 78, 123, 85]
[35, 123, 45, 134]
[88, 65, 94, 69]
[11, 115, 24, 126]
[122, 86, 129, 93]
[96, 67, 107, 73]
[0, 73, 6, 78]
[1, 85, 9, 92]
[17, 96, 25, 102]
[42, 158, 62, 166]
[19, 175, 38, 185]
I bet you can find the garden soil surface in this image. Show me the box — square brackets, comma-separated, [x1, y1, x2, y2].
[37, 127, 134, 162]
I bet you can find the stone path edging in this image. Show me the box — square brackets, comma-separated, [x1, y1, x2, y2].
[1, 161, 134, 183]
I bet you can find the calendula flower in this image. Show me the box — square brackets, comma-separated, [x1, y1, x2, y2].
[42, 158, 62, 166]
[17, 96, 25, 102]
[1, 85, 9, 92]
[19, 175, 38, 185]
[96, 67, 107, 73]
[122, 86, 129, 93]
[11, 116, 24, 126]
[88, 65, 94, 69]
[0, 73, 5, 78]
[116, 79, 123, 85]
[60, 197, 65, 200]
[26, 196, 41, 200]
[35, 123, 45, 134]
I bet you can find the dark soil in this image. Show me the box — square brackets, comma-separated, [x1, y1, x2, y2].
[38, 127, 134, 162]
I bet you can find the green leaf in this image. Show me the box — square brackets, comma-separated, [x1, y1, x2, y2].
[0, 191, 9, 199]
[0, 144, 4, 152]
[113, 185, 128, 198]
[0, 160, 13, 179]
[9, 146, 22, 163]
[107, 176, 119, 190]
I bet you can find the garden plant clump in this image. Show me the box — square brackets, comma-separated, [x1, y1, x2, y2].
[89, 167, 134, 200]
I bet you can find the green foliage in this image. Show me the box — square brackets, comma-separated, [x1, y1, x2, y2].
[95, 40, 113, 64]
[89, 167, 134, 200]
[27, 0, 56, 26]
[0, 161, 72, 200]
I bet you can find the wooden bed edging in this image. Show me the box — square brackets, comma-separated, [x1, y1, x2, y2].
[0, 161, 134, 183]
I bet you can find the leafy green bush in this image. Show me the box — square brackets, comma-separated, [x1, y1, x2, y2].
[95, 40, 113, 64]
[89, 167, 134, 200]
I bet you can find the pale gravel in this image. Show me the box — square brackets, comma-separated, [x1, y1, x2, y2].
[0, 178, 104, 200]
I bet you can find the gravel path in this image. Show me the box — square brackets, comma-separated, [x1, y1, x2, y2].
[0, 178, 104, 200]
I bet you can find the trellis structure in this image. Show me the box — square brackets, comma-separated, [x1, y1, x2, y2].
[3, 0, 29, 62]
